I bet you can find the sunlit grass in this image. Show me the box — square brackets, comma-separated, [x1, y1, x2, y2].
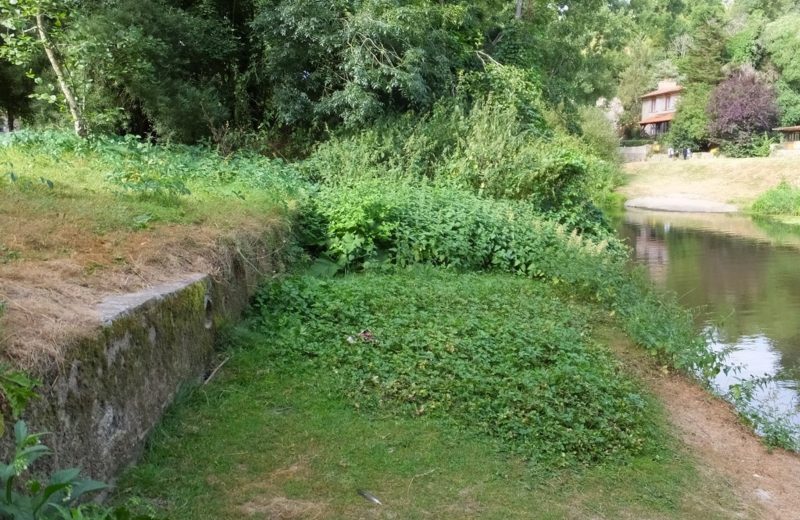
[116, 271, 750, 520]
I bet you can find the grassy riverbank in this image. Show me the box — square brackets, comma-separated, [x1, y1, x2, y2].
[1, 127, 785, 516]
[115, 270, 749, 519]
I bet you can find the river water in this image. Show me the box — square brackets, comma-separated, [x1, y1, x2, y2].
[615, 209, 800, 428]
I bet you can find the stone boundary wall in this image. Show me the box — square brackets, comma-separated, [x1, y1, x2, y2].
[6, 238, 279, 483]
[619, 145, 651, 163]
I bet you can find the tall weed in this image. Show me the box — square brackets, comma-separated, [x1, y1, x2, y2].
[299, 179, 719, 376]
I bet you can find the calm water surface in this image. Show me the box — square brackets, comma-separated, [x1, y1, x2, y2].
[616, 209, 800, 426]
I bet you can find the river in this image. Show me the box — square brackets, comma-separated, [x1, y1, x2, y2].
[615, 209, 800, 430]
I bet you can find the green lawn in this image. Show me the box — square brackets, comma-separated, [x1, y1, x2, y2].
[116, 269, 751, 519]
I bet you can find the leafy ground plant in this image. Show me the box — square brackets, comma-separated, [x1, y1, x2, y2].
[0, 421, 106, 519]
[0, 421, 157, 520]
[253, 269, 654, 465]
[116, 269, 749, 519]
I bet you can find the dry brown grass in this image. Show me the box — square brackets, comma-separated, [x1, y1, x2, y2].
[621, 157, 800, 207]
[0, 213, 291, 372]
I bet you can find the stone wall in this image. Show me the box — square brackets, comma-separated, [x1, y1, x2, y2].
[6, 238, 280, 483]
[619, 145, 651, 163]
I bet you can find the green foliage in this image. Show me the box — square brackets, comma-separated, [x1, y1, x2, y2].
[763, 13, 800, 86]
[578, 106, 621, 164]
[251, 0, 475, 129]
[304, 179, 621, 274]
[305, 65, 620, 236]
[751, 181, 800, 216]
[665, 84, 712, 150]
[676, 2, 728, 85]
[0, 366, 39, 437]
[775, 79, 800, 126]
[620, 139, 655, 147]
[0, 421, 107, 519]
[718, 132, 776, 158]
[66, 0, 240, 141]
[727, 375, 800, 451]
[1, 130, 305, 195]
[298, 178, 719, 376]
[725, 11, 766, 67]
[253, 270, 654, 465]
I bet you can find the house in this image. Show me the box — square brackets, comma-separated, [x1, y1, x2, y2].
[774, 126, 800, 151]
[639, 80, 683, 136]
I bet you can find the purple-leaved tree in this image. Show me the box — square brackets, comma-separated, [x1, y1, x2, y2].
[708, 69, 779, 142]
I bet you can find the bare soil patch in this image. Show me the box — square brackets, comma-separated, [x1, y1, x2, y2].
[621, 157, 800, 208]
[610, 333, 800, 520]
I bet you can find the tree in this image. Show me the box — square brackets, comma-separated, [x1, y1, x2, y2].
[707, 68, 778, 156]
[0, 58, 33, 129]
[0, 0, 86, 136]
[666, 84, 712, 150]
[251, 0, 477, 129]
[763, 12, 800, 125]
[66, 0, 240, 141]
[676, 1, 728, 85]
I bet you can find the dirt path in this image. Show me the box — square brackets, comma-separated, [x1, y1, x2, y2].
[613, 336, 800, 520]
[621, 157, 800, 210]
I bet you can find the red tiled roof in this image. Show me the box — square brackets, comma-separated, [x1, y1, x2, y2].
[774, 126, 800, 132]
[641, 86, 683, 99]
[639, 112, 676, 125]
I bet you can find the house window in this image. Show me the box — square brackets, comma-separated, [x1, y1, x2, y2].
[665, 95, 671, 111]
[650, 98, 656, 112]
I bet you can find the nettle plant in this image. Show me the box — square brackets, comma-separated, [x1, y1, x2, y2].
[0, 421, 106, 520]
[0, 366, 154, 520]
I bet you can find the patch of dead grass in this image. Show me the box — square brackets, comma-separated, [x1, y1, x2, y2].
[239, 497, 328, 519]
[622, 157, 800, 207]
[0, 215, 290, 372]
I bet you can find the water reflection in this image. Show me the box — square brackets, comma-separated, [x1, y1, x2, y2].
[616, 210, 800, 424]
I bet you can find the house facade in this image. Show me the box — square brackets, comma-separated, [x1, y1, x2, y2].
[774, 126, 800, 150]
[639, 80, 683, 136]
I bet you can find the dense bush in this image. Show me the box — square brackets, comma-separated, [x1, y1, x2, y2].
[297, 178, 720, 376]
[304, 66, 621, 235]
[666, 84, 712, 151]
[751, 181, 800, 216]
[253, 270, 654, 465]
[578, 106, 621, 164]
[707, 69, 779, 157]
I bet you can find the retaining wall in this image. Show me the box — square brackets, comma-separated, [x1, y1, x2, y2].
[6, 237, 281, 483]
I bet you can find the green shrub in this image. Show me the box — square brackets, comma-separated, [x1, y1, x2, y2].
[298, 179, 719, 376]
[620, 139, 654, 147]
[578, 106, 621, 164]
[751, 181, 800, 216]
[306, 113, 619, 234]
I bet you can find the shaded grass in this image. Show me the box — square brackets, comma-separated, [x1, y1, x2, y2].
[116, 270, 749, 519]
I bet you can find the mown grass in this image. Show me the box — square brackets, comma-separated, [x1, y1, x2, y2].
[116, 269, 749, 519]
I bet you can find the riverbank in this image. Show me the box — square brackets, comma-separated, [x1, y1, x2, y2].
[115, 270, 755, 519]
[620, 157, 800, 212]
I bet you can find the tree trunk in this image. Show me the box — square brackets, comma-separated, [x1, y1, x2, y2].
[515, 0, 524, 19]
[7, 111, 14, 132]
[35, 14, 86, 137]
